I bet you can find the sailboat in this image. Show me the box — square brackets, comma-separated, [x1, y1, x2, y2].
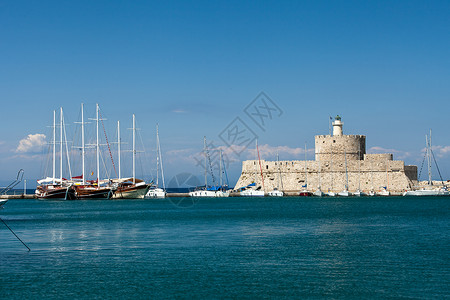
[299, 143, 313, 196]
[189, 137, 219, 197]
[214, 150, 231, 197]
[111, 114, 150, 199]
[146, 124, 167, 198]
[240, 140, 265, 197]
[36, 108, 76, 200]
[268, 151, 284, 197]
[338, 151, 351, 196]
[403, 131, 449, 196]
[73, 103, 113, 199]
[376, 157, 390, 196]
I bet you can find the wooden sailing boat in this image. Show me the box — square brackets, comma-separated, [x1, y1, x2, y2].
[36, 108, 75, 200]
[111, 114, 150, 199]
[73, 103, 113, 199]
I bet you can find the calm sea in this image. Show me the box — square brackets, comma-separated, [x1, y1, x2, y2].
[1, 197, 449, 299]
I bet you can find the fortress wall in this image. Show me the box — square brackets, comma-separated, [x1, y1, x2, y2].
[364, 153, 393, 161]
[315, 135, 366, 162]
[405, 165, 418, 181]
[235, 159, 414, 193]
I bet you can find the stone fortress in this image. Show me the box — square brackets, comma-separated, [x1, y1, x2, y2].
[234, 116, 418, 194]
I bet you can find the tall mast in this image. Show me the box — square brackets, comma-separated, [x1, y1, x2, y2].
[255, 139, 258, 183]
[427, 132, 432, 185]
[132, 114, 136, 184]
[156, 124, 159, 187]
[81, 103, 85, 185]
[219, 149, 223, 187]
[52, 110, 56, 184]
[204, 136, 207, 188]
[96, 104, 100, 183]
[157, 125, 166, 190]
[117, 120, 121, 180]
[60, 107, 63, 182]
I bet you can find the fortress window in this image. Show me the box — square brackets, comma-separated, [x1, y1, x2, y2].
[266, 165, 268, 169]
[333, 140, 336, 143]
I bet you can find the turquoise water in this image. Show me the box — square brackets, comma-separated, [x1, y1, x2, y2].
[1, 197, 449, 299]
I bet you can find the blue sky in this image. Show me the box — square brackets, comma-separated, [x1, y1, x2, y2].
[1, 0, 450, 188]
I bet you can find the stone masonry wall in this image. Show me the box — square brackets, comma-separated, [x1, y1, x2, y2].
[235, 158, 415, 194]
[315, 135, 366, 162]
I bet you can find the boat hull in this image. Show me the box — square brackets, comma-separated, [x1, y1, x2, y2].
[74, 186, 113, 199]
[35, 185, 76, 200]
[145, 188, 166, 198]
[112, 183, 149, 199]
[403, 189, 449, 196]
[240, 189, 265, 197]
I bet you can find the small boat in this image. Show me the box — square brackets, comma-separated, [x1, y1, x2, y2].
[353, 190, 366, 197]
[0, 199, 8, 207]
[377, 187, 390, 196]
[240, 185, 265, 197]
[146, 187, 166, 198]
[338, 190, 351, 197]
[368, 190, 376, 196]
[268, 188, 283, 197]
[403, 187, 449, 196]
[299, 190, 313, 197]
[313, 189, 324, 197]
[326, 191, 336, 197]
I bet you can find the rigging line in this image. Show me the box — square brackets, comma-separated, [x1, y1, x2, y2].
[257, 143, 265, 190]
[99, 149, 110, 181]
[430, 148, 445, 184]
[417, 151, 427, 180]
[98, 109, 117, 178]
[205, 144, 216, 186]
[0, 217, 31, 251]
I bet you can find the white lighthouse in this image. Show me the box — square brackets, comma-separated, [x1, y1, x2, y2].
[332, 115, 343, 136]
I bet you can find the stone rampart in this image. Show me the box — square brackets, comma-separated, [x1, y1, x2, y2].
[235, 157, 416, 193]
[315, 135, 365, 162]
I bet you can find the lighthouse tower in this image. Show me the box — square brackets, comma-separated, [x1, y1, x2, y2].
[332, 115, 343, 136]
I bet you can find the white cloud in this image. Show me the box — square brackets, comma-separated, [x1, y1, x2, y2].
[430, 145, 450, 158]
[16, 134, 46, 153]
